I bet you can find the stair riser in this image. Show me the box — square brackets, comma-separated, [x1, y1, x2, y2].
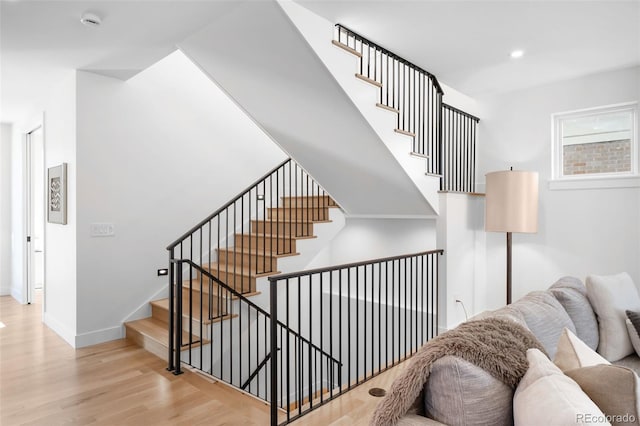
[217, 250, 278, 274]
[281, 198, 337, 209]
[234, 234, 296, 254]
[200, 268, 257, 293]
[251, 220, 314, 237]
[125, 325, 168, 360]
[152, 296, 227, 324]
[268, 208, 329, 221]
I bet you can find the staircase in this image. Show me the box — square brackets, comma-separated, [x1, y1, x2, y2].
[125, 191, 340, 362]
[123, 6, 482, 425]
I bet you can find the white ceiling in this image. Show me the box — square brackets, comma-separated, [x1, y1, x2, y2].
[0, 0, 241, 124]
[297, 0, 640, 97]
[2, 0, 639, 125]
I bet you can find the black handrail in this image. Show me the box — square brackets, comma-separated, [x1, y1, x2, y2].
[442, 103, 480, 123]
[166, 158, 290, 250]
[272, 249, 443, 280]
[241, 350, 275, 390]
[335, 24, 443, 94]
[334, 25, 480, 193]
[335, 24, 444, 170]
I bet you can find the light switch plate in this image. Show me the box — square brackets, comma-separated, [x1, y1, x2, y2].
[90, 223, 115, 237]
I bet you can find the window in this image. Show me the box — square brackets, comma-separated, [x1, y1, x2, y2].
[551, 102, 638, 188]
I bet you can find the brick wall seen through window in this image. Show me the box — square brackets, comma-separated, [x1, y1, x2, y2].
[563, 139, 631, 175]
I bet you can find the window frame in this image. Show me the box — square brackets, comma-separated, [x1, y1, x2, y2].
[550, 102, 639, 189]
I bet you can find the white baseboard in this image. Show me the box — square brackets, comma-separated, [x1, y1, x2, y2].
[43, 312, 76, 348]
[75, 325, 125, 348]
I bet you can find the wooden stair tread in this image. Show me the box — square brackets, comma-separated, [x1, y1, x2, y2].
[331, 40, 362, 58]
[253, 219, 332, 224]
[376, 103, 400, 114]
[151, 298, 236, 324]
[151, 299, 213, 324]
[355, 73, 383, 88]
[394, 128, 416, 138]
[125, 317, 208, 349]
[239, 232, 317, 241]
[180, 281, 261, 299]
[203, 262, 282, 278]
[217, 246, 301, 258]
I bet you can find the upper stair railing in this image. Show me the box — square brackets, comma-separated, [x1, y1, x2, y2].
[335, 24, 443, 173]
[334, 24, 480, 193]
[442, 104, 480, 193]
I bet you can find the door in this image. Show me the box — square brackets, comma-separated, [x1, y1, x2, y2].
[26, 126, 45, 304]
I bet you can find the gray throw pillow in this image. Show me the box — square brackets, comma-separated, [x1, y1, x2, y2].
[424, 356, 513, 426]
[511, 291, 576, 359]
[550, 277, 599, 350]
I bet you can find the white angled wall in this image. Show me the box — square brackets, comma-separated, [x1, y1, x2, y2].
[478, 65, 640, 303]
[73, 51, 286, 346]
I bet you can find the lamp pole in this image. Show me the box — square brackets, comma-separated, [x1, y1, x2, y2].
[506, 232, 512, 304]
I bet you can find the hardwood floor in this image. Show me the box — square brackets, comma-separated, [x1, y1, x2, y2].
[0, 293, 271, 426]
[0, 293, 406, 425]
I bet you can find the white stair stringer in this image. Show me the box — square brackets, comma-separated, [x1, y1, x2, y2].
[279, 0, 440, 215]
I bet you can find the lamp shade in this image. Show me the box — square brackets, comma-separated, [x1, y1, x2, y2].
[485, 170, 538, 233]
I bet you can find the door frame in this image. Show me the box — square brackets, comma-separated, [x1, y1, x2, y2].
[23, 120, 46, 307]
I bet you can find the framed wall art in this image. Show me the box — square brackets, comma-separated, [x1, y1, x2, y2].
[47, 163, 67, 225]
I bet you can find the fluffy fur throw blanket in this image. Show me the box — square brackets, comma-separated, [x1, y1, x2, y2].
[370, 317, 546, 426]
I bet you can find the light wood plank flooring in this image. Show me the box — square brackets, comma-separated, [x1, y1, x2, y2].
[0, 293, 406, 426]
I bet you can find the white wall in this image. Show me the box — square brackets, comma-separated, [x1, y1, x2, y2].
[308, 217, 437, 268]
[74, 51, 286, 346]
[436, 193, 486, 330]
[42, 74, 78, 346]
[0, 123, 12, 295]
[478, 66, 640, 304]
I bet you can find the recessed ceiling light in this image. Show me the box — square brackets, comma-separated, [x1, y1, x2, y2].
[510, 50, 524, 59]
[80, 12, 102, 27]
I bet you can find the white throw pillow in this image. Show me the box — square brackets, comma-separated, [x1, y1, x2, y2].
[554, 328, 610, 372]
[514, 348, 610, 426]
[627, 319, 640, 356]
[586, 272, 640, 361]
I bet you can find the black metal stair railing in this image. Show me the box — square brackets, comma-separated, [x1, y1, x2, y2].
[269, 249, 443, 425]
[441, 104, 480, 193]
[167, 259, 341, 406]
[335, 23, 444, 173]
[334, 24, 481, 193]
[165, 158, 339, 403]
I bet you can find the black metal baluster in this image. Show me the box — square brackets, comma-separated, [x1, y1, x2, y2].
[168, 250, 175, 372]
[320, 272, 324, 403]
[174, 259, 183, 375]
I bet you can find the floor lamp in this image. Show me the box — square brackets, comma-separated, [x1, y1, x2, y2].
[485, 169, 538, 304]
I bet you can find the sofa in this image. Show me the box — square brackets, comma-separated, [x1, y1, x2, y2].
[371, 273, 640, 426]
